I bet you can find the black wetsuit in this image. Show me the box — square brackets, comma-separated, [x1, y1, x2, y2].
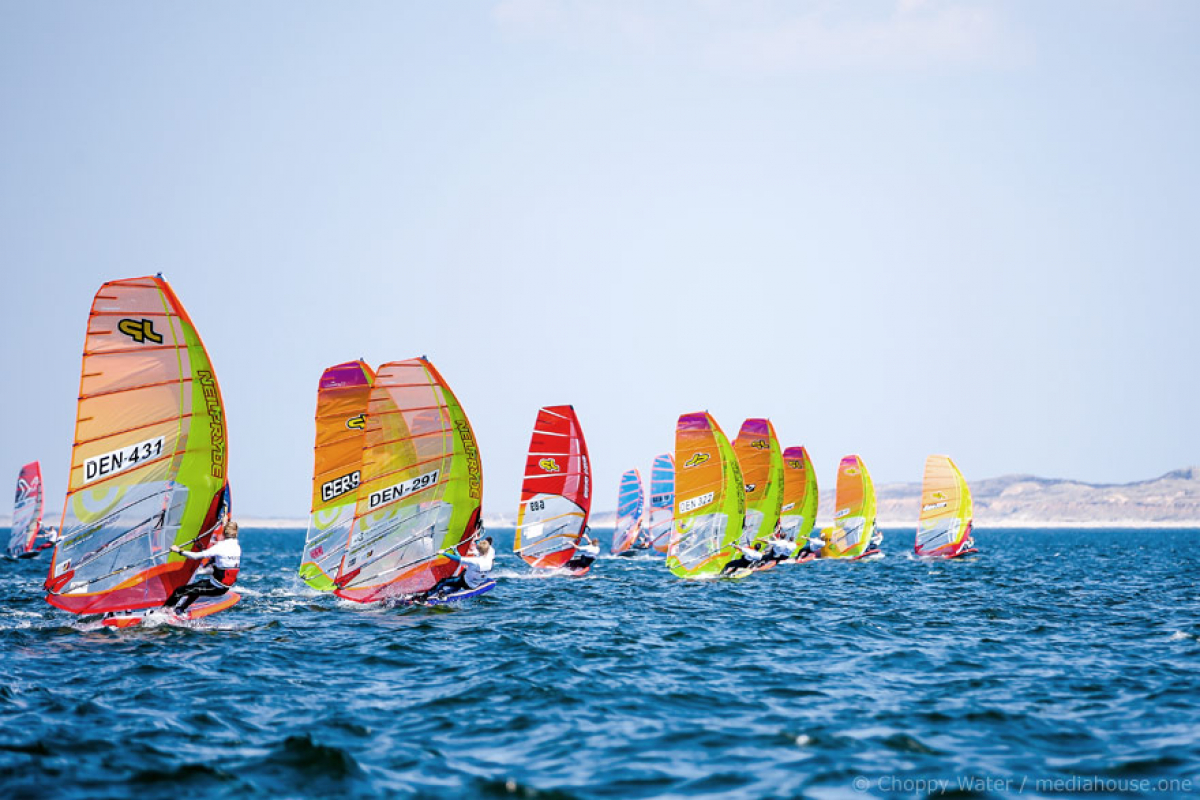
[165, 566, 235, 613]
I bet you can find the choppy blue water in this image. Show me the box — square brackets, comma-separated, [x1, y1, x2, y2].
[2, 527, 1199, 799]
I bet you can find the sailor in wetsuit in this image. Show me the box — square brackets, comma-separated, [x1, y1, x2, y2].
[762, 531, 794, 565]
[864, 524, 884, 555]
[797, 532, 826, 560]
[164, 520, 241, 614]
[720, 541, 766, 575]
[419, 536, 495, 601]
[564, 529, 600, 570]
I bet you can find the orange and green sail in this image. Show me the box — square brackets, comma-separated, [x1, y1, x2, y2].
[45, 275, 231, 615]
[299, 360, 375, 591]
[779, 446, 818, 557]
[821, 455, 877, 559]
[666, 412, 744, 579]
[915, 455, 974, 557]
[334, 358, 483, 604]
[732, 418, 783, 546]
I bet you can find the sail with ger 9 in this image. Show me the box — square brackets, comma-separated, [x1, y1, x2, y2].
[299, 360, 376, 591]
[513, 405, 592, 570]
[333, 358, 483, 603]
[45, 276, 231, 615]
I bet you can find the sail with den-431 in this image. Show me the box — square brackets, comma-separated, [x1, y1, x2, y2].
[83, 436, 166, 483]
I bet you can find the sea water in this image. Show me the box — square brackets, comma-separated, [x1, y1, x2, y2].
[1, 528, 1198, 799]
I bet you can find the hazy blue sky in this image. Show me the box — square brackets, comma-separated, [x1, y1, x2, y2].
[2, 1, 1197, 519]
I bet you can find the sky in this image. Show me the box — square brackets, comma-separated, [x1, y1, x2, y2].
[1, 1, 1198, 520]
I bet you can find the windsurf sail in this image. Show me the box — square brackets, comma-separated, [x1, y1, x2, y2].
[646, 453, 674, 553]
[45, 275, 231, 615]
[667, 412, 744, 579]
[333, 358, 483, 603]
[821, 455, 877, 559]
[513, 405, 592, 570]
[732, 418, 784, 546]
[915, 455, 974, 557]
[299, 360, 376, 591]
[611, 469, 645, 554]
[779, 446, 818, 556]
[9, 461, 44, 557]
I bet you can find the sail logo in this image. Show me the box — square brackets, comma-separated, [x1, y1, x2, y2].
[346, 414, 366, 431]
[786, 459, 802, 469]
[83, 436, 165, 484]
[367, 468, 440, 510]
[679, 491, 714, 514]
[117, 318, 164, 344]
[922, 501, 948, 512]
[197, 370, 226, 479]
[321, 470, 361, 502]
[539, 458, 560, 472]
[456, 419, 482, 500]
[749, 440, 768, 450]
[844, 467, 860, 476]
[781, 502, 796, 512]
[835, 507, 851, 519]
[683, 453, 710, 468]
[931, 491, 947, 501]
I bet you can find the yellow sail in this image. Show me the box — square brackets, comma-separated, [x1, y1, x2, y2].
[666, 412, 744, 579]
[821, 455, 877, 559]
[732, 418, 784, 547]
[915, 455, 974, 557]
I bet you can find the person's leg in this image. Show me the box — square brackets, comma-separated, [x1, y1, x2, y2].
[176, 583, 227, 613]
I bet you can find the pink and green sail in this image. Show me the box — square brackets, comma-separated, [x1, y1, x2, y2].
[732, 418, 784, 547]
[666, 412, 745, 579]
[779, 446, 818, 557]
[821, 455, 877, 559]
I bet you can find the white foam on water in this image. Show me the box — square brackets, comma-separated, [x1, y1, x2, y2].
[1168, 631, 1193, 641]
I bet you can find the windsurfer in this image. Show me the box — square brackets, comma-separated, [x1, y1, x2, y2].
[864, 525, 884, 555]
[797, 532, 825, 560]
[564, 529, 600, 570]
[762, 532, 793, 565]
[418, 536, 495, 602]
[163, 520, 241, 614]
[720, 541, 765, 575]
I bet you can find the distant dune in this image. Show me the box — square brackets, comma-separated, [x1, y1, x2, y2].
[871, 467, 1200, 528]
